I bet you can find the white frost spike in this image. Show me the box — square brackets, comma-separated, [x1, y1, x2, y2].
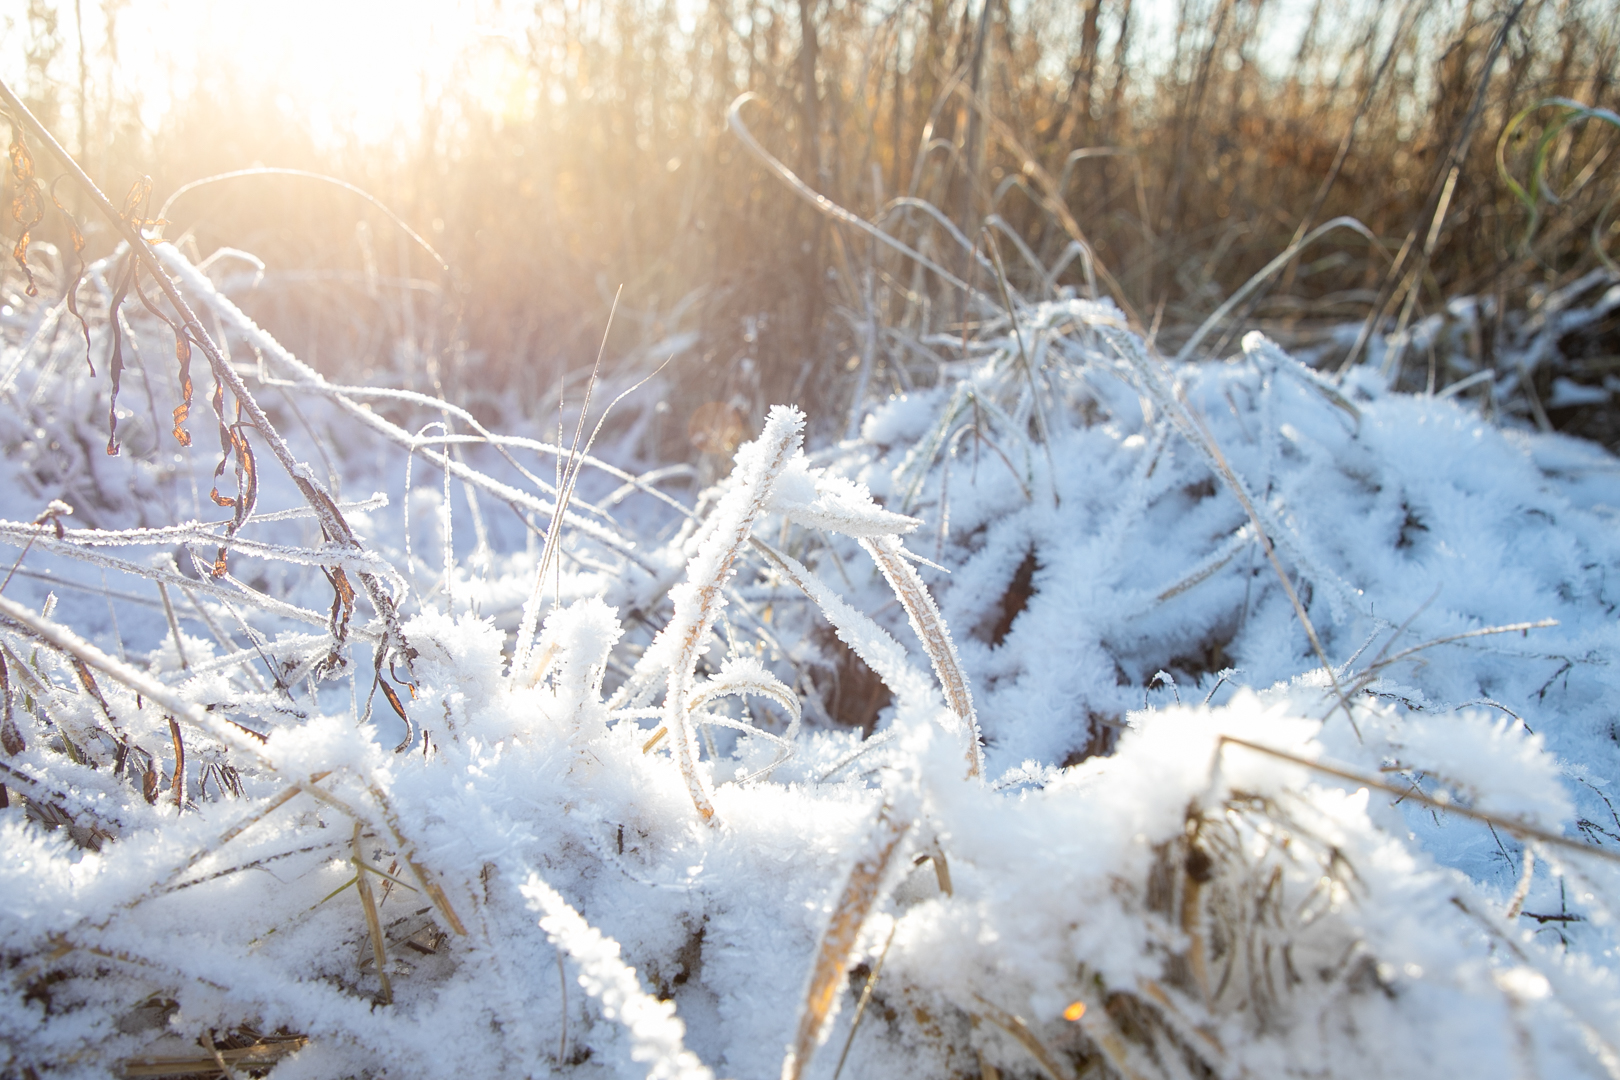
[768, 455, 922, 538]
[528, 598, 624, 728]
[522, 874, 715, 1080]
[652, 405, 805, 822]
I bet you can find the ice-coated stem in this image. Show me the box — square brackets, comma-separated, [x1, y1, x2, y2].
[655, 406, 804, 823]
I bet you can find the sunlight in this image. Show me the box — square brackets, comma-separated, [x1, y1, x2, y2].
[116, 0, 505, 143]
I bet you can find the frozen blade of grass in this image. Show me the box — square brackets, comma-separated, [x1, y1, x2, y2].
[688, 656, 800, 726]
[651, 405, 804, 823]
[818, 728, 899, 784]
[0, 530, 367, 638]
[522, 873, 715, 1080]
[860, 536, 982, 779]
[689, 656, 801, 781]
[783, 803, 911, 1080]
[0, 513, 401, 580]
[1152, 525, 1254, 606]
[894, 383, 971, 514]
[770, 466, 922, 539]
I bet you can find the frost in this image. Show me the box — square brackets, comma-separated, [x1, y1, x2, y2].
[3, 247, 1620, 1080]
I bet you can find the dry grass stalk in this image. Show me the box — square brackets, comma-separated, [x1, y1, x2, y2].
[196, 1030, 242, 1080]
[1217, 735, 1620, 864]
[352, 822, 393, 1005]
[969, 995, 1078, 1080]
[120, 1038, 307, 1078]
[783, 802, 911, 1080]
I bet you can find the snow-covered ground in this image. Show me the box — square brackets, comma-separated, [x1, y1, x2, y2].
[3, 245, 1620, 1079]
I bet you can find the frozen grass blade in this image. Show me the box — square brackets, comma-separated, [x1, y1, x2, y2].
[860, 536, 982, 778]
[649, 405, 803, 822]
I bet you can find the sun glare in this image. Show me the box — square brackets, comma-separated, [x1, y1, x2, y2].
[115, 0, 509, 145]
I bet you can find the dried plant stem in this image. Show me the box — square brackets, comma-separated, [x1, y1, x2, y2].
[831, 922, 895, 1080]
[197, 1031, 243, 1080]
[1506, 847, 1536, 920]
[727, 93, 978, 295]
[969, 996, 1078, 1080]
[122, 1039, 306, 1078]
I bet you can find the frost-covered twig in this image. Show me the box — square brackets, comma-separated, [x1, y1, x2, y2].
[0, 81, 414, 671]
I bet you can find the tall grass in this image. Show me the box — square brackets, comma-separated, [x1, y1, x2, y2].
[2, 0, 1617, 431]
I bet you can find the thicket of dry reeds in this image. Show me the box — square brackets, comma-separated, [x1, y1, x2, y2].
[2, 0, 1616, 438]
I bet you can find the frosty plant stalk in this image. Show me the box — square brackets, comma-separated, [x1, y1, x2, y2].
[651, 405, 804, 823]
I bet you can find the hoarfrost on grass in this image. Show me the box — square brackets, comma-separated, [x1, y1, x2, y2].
[2, 250, 1620, 1079]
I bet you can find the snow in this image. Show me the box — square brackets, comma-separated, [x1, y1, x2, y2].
[2, 250, 1620, 1079]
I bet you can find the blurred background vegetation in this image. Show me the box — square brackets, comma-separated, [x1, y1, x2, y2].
[1, 0, 1616, 450]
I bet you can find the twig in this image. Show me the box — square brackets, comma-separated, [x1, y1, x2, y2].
[1217, 735, 1619, 863]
